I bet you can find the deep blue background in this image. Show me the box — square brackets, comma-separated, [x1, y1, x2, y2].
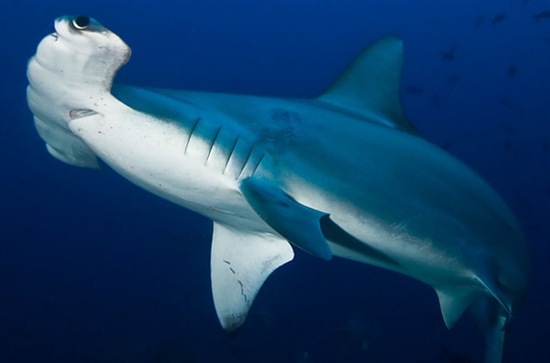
[0, 1, 548, 362]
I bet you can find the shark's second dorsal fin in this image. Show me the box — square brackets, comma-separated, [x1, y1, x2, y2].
[317, 36, 418, 135]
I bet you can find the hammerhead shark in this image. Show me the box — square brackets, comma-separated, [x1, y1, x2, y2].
[26, 16, 530, 363]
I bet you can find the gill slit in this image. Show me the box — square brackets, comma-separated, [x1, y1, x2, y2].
[223, 136, 240, 175]
[236, 146, 256, 180]
[184, 117, 201, 154]
[205, 126, 222, 165]
[251, 153, 265, 176]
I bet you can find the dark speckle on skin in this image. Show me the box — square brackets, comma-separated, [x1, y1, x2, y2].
[257, 108, 304, 151]
[237, 280, 248, 303]
[272, 109, 292, 122]
[224, 313, 247, 336]
[270, 109, 301, 131]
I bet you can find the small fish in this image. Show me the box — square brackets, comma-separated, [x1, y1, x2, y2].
[533, 10, 550, 21]
[474, 15, 486, 29]
[406, 85, 423, 95]
[441, 44, 456, 61]
[491, 12, 506, 25]
[508, 65, 517, 76]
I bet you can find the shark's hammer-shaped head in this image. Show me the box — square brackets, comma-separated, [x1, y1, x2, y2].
[27, 15, 131, 168]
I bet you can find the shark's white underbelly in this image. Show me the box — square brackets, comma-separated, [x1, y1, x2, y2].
[68, 107, 268, 231]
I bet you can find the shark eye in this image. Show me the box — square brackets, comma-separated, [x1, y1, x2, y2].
[72, 16, 90, 30]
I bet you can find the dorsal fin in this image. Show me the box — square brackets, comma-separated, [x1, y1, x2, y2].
[317, 36, 418, 135]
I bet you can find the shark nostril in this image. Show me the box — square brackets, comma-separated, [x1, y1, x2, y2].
[72, 16, 90, 30]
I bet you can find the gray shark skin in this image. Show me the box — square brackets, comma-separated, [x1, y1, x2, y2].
[26, 16, 530, 363]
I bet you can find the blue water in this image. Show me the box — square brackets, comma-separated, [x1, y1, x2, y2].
[0, 1, 548, 362]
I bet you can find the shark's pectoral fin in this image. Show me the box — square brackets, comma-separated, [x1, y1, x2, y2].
[211, 222, 294, 333]
[240, 177, 333, 261]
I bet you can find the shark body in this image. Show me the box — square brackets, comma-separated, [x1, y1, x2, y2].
[26, 16, 530, 362]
